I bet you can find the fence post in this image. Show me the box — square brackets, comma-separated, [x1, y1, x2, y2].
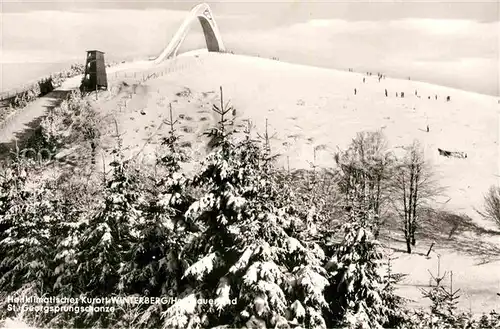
[426, 242, 435, 257]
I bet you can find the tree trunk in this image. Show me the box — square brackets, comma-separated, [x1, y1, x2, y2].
[402, 174, 411, 253]
[410, 219, 417, 246]
[404, 220, 412, 253]
[410, 218, 417, 245]
[404, 217, 412, 254]
[406, 236, 412, 254]
[410, 164, 420, 246]
[91, 141, 96, 165]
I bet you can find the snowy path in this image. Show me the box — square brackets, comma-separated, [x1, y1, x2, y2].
[0, 75, 81, 144]
[0, 61, 156, 148]
[0, 51, 206, 152]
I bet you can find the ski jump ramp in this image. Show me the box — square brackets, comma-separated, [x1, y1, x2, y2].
[153, 3, 225, 64]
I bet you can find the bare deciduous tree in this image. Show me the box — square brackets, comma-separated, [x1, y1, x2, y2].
[335, 130, 394, 238]
[478, 185, 500, 227]
[391, 141, 439, 253]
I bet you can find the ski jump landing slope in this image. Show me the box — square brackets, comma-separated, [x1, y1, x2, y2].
[153, 3, 225, 64]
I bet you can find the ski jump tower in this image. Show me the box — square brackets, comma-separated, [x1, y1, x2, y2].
[154, 3, 225, 64]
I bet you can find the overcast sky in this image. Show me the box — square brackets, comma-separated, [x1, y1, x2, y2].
[0, 1, 499, 95]
[2, 0, 498, 22]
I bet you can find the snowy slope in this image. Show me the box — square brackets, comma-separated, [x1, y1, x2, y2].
[99, 51, 499, 229]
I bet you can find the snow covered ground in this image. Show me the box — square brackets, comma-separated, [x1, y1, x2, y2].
[97, 51, 499, 225]
[389, 244, 500, 315]
[0, 50, 498, 315]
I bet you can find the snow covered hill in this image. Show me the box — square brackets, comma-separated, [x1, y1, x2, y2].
[98, 50, 499, 229]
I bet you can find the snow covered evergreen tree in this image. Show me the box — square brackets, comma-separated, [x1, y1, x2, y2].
[380, 251, 408, 327]
[0, 152, 29, 274]
[47, 170, 102, 328]
[161, 88, 330, 329]
[410, 267, 462, 329]
[325, 207, 390, 329]
[74, 136, 142, 327]
[0, 158, 57, 290]
[119, 104, 194, 328]
[0, 153, 63, 325]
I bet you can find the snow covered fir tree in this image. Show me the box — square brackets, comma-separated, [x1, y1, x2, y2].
[0, 87, 498, 329]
